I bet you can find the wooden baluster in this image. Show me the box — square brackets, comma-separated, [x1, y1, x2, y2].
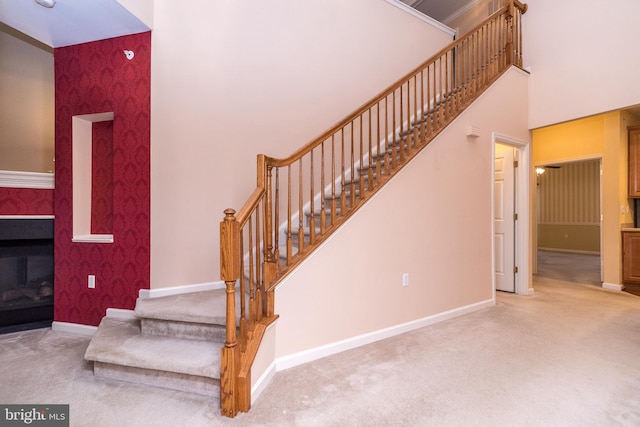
[264, 164, 274, 265]
[286, 165, 292, 262]
[220, 208, 240, 418]
[244, 220, 252, 332]
[426, 64, 432, 137]
[320, 141, 326, 234]
[273, 167, 280, 269]
[350, 123, 356, 207]
[359, 116, 365, 197]
[297, 159, 304, 253]
[399, 84, 405, 163]
[445, 52, 450, 120]
[420, 69, 426, 141]
[384, 97, 390, 173]
[255, 204, 262, 321]
[340, 128, 346, 213]
[517, 6, 524, 66]
[438, 57, 444, 128]
[411, 76, 417, 150]
[331, 135, 337, 225]
[392, 91, 398, 169]
[309, 150, 315, 243]
[376, 103, 381, 180]
[368, 108, 374, 190]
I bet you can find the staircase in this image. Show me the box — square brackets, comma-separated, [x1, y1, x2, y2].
[85, 0, 528, 418]
[84, 289, 231, 398]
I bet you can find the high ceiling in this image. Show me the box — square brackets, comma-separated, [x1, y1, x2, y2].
[0, 0, 475, 49]
[0, 0, 149, 48]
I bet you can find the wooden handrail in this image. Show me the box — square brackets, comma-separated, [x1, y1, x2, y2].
[219, 0, 527, 417]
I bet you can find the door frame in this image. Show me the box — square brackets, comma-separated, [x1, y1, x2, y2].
[492, 133, 532, 296]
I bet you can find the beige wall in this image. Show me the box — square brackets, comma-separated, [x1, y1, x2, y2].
[532, 112, 640, 286]
[272, 68, 529, 359]
[524, 0, 640, 129]
[149, 0, 455, 289]
[0, 25, 54, 173]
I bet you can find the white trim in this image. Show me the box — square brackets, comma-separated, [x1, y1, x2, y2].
[106, 308, 136, 319]
[51, 321, 97, 336]
[492, 132, 531, 296]
[602, 282, 623, 291]
[138, 281, 225, 299]
[384, 0, 456, 37]
[0, 215, 54, 219]
[274, 298, 494, 371]
[72, 234, 114, 243]
[252, 361, 277, 405]
[0, 170, 54, 189]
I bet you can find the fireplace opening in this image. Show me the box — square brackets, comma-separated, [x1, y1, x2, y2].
[0, 219, 54, 334]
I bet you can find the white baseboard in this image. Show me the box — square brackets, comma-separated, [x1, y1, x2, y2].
[106, 308, 136, 319]
[602, 282, 623, 291]
[275, 298, 494, 372]
[51, 321, 97, 336]
[251, 361, 277, 405]
[138, 281, 225, 299]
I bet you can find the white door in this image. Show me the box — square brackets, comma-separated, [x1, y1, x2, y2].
[494, 143, 516, 292]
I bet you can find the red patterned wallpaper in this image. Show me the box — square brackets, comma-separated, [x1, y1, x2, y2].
[54, 32, 151, 326]
[0, 188, 53, 215]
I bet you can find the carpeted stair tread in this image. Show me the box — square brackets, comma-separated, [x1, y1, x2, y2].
[135, 289, 232, 325]
[85, 317, 221, 379]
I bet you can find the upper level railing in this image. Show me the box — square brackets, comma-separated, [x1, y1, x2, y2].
[219, 0, 527, 417]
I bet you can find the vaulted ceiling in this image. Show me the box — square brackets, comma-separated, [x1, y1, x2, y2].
[0, 0, 149, 48]
[0, 0, 478, 50]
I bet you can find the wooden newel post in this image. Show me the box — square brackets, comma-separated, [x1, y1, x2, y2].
[220, 208, 240, 417]
[505, 0, 515, 65]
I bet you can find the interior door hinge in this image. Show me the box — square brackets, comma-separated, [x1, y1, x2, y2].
[514, 160, 519, 168]
[514, 213, 518, 221]
[514, 266, 519, 274]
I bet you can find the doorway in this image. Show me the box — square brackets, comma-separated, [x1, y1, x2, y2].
[534, 158, 602, 285]
[492, 134, 530, 295]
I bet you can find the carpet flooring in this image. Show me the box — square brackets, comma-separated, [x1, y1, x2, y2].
[1, 274, 639, 426]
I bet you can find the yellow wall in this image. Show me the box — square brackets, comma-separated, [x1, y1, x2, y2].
[532, 111, 640, 286]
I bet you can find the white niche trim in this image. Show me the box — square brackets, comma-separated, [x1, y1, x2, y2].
[72, 112, 114, 243]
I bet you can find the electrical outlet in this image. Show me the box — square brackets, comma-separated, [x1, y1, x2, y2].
[88, 275, 96, 289]
[402, 273, 409, 287]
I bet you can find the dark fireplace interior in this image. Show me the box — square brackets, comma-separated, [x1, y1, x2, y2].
[0, 219, 54, 334]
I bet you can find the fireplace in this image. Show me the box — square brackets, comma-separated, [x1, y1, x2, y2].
[0, 219, 54, 333]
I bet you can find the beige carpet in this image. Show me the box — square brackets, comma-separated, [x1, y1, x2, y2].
[536, 249, 601, 286]
[1, 275, 639, 426]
